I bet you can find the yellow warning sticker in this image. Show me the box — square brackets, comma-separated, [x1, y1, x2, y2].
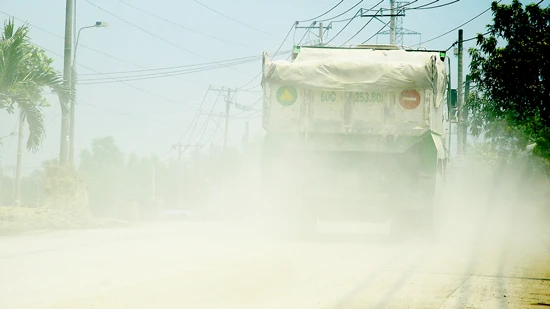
[276, 86, 297, 106]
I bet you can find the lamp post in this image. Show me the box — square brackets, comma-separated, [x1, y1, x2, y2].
[69, 21, 108, 165]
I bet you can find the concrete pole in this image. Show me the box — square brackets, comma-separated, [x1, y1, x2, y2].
[60, 0, 73, 165]
[457, 29, 464, 156]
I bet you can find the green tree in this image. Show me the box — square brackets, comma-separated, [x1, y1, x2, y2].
[468, 1, 550, 158]
[0, 19, 67, 151]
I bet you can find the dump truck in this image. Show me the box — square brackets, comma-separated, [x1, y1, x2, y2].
[261, 45, 448, 236]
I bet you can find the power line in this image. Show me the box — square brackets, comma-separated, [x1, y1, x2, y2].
[238, 73, 262, 90]
[361, 19, 391, 44]
[327, 0, 384, 45]
[340, 17, 376, 46]
[446, 30, 490, 51]
[316, 0, 364, 23]
[175, 87, 212, 147]
[203, 114, 224, 146]
[231, 97, 262, 117]
[80, 101, 171, 125]
[411, 0, 501, 47]
[195, 92, 223, 145]
[325, 10, 361, 44]
[406, 0, 439, 10]
[359, 0, 419, 13]
[191, 0, 281, 39]
[84, 0, 207, 60]
[0, 10, 144, 69]
[79, 55, 261, 76]
[299, 0, 344, 22]
[273, 22, 297, 58]
[32, 42, 195, 108]
[236, 22, 296, 90]
[408, 0, 460, 10]
[295, 22, 314, 45]
[0, 10, 216, 88]
[340, 7, 386, 46]
[78, 58, 260, 84]
[116, 0, 255, 49]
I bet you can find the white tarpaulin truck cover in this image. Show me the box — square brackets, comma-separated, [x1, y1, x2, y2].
[263, 47, 446, 94]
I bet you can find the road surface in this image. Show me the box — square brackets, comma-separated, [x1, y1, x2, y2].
[1, 198, 549, 309]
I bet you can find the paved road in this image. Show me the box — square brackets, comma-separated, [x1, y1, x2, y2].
[1, 199, 549, 309]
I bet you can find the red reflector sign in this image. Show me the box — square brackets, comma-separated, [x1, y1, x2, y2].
[399, 89, 421, 110]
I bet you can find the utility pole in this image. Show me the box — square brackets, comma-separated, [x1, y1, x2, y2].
[389, 0, 396, 45]
[60, 0, 74, 166]
[173, 143, 184, 162]
[463, 74, 471, 154]
[223, 88, 231, 152]
[294, 22, 331, 46]
[319, 22, 324, 45]
[14, 110, 24, 206]
[457, 29, 464, 156]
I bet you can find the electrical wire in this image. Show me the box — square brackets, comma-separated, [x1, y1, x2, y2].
[203, 114, 224, 146]
[231, 97, 262, 117]
[411, 0, 501, 48]
[238, 73, 262, 90]
[406, 0, 439, 10]
[237, 2, 346, 90]
[273, 23, 297, 58]
[0, 10, 143, 70]
[78, 58, 259, 83]
[33, 43, 195, 108]
[84, 0, 207, 60]
[79, 59, 256, 84]
[175, 88, 212, 145]
[80, 101, 171, 125]
[191, 0, 280, 39]
[361, 19, 391, 44]
[299, 0, 344, 22]
[296, 22, 315, 46]
[316, 0, 364, 23]
[446, 30, 490, 51]
[236, 21, 296, 90]
[195, 92, 223, 145]
[408, 0, 460, 10]
[0, 11, 217, 88]
[324, 10, 361, 44]
[117, 0, 255, 49]
[329, 0, 384, 45]
[80, 55, 261, 76]
[340, 18, 376, 46]
[357, 0, 419, 13]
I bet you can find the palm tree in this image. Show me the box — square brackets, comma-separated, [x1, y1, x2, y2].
[0, 18, 67, 151]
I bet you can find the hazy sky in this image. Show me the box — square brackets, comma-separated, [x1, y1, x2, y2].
[0, 0, 544, 173]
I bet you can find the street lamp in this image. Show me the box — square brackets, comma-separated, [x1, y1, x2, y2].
[69, 21, 108, 165]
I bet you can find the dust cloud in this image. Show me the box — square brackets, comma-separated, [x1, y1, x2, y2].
[2, 139, 550, 309]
